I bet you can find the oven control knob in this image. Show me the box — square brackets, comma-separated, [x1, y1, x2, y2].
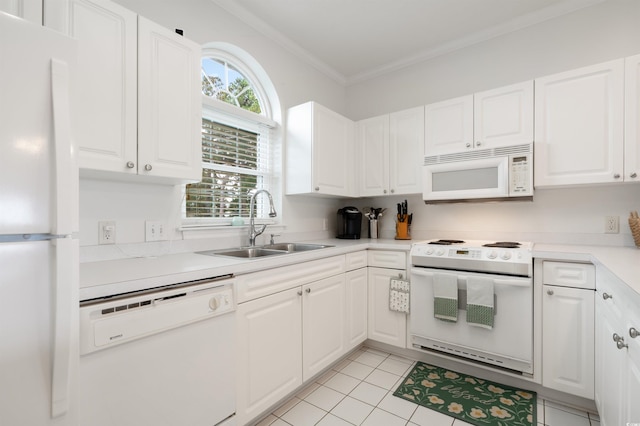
[501, 251, 512, 260]
[425, 247, 434, 255]
[487, 250, 498, 259]
[436, 248, 445, 256]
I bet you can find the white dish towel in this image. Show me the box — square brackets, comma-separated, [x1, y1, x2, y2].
[433, 273, 458, 322]
[466, 276, 495, 329]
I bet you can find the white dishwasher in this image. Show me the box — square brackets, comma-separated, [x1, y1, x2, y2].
[78, 276, 236, 426]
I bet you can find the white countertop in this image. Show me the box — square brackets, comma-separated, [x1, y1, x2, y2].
[534, 243, 640, 295]
[80, 238, 640, 300]
[80, 238, 413, 300]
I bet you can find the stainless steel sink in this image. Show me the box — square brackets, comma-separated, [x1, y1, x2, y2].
[198, 247, 287, 259]
[197, 243, 333, 259]
[262, 243, 334, 253]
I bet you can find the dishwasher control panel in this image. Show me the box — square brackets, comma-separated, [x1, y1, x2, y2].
[79, 279, 235, 355]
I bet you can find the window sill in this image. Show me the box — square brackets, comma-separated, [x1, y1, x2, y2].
[180, 221, 285, 241]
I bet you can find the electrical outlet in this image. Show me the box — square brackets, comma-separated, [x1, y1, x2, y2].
[98, 221, 116, 245]
[145, 221, 166, 242]
[605, 215, 619, 234]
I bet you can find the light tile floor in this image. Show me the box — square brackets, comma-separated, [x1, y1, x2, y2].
[254, 346, 601, 426]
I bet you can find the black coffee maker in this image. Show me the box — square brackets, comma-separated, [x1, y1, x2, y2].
[336, 206, 362, 239]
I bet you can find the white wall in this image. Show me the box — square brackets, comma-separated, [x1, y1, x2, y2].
[347, 0, 640, 247]
[353, 185, 640, 247]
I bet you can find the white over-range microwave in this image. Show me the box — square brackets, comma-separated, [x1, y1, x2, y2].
[422, 143, 533, 203]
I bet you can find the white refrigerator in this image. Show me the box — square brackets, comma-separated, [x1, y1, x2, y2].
[0, 12, 79, 426]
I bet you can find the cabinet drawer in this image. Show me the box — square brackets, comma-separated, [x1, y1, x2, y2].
[345, 251, 367, 271]
[543, 261, 595, 289]
[236, 255, 345, 303]
[367, 250, 406, 269]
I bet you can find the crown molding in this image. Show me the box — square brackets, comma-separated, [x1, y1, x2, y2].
[212, 0, 606, 87]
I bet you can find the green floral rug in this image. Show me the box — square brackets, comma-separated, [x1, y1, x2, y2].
[394, 362, 536, 426]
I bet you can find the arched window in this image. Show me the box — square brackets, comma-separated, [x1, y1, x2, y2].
[184, 46, 279, 224]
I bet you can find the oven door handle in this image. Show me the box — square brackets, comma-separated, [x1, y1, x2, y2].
[410, 268, 531, 287]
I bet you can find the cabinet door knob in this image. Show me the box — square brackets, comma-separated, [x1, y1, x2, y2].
[630, 327, 639, 339]
[465, 143, 471, 148]
[614, 173, 621, 179]
[613, 333, 622, 342]
[547, 289, 554, 296]
[297, 290, 302, 296]
[126, 161, 135, 169]
[144, 164, 153, 171]
[476, 141, 481, 146]
[603, 292, 613, 300]
[383, 189, 387, 194]
[390, 189, 395, 194]
[314, 187, 320, 191]
[631, 173, 638, 179]
[617, 339, 629, 350]
[305, 288, 311, 293]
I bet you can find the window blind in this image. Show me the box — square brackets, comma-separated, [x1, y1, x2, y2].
[185, 118, 271, 219]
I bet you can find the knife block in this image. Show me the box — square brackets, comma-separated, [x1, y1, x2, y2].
[395, 221, 411, 240]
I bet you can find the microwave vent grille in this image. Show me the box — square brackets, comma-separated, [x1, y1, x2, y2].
[424, 143, 532, 165]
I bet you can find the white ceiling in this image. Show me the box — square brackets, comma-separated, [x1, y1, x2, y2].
[211, 0, 605, 85]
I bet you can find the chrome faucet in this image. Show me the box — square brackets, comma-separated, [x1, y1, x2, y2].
[248, 189, 277, 246]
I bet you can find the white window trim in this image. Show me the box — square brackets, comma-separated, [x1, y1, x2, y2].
[181, 43, 282, 232]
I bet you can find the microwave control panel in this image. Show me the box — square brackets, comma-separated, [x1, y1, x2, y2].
[509, 154, 532, 195]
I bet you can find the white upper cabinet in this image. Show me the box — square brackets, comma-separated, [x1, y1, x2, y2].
[535, 59, 624, 187]
[473, 82, 534, 149]
[358, 106, 424, 196]
[286, 101, 356, 197]
[424, 95, 473, 156]
[389, 106, 425, 195]
[137, 17, 202, 182]
[0, 0, 41, 24]
[46, 0, 202, 184]
[625, 54, 640, 182]
[358, 115, 389, 197]
[425, 81, 533, 156]
[47, 0, 138, 175]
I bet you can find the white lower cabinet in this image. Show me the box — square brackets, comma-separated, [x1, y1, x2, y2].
[595, 266, 640, 426]
[302, 275, 346, 381]
[367, 266, 407, 348]
[367, 250, 407, 348]
[541, 261, 595, 399]
[236, 287, 302, 425]
[235, 256, 350, 425]
[542, 284, 594, 399]
[346, 267, 368, 349]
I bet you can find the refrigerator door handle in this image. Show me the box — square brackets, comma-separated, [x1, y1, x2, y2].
[50, 57, 77, 419]
[50, 237, 78, 418]
[51, 58, 74, 237]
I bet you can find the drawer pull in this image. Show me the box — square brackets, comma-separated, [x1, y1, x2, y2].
[613, 333, 622, 342]
[603, 292, 613, 300]
[547, 289, 554, 296]
[617, 339, 629, 350]
[630, 327, 639, 339]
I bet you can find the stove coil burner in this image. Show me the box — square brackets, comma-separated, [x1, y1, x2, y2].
[482, 241, 521, 249]
[428, 239, 465, 245]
